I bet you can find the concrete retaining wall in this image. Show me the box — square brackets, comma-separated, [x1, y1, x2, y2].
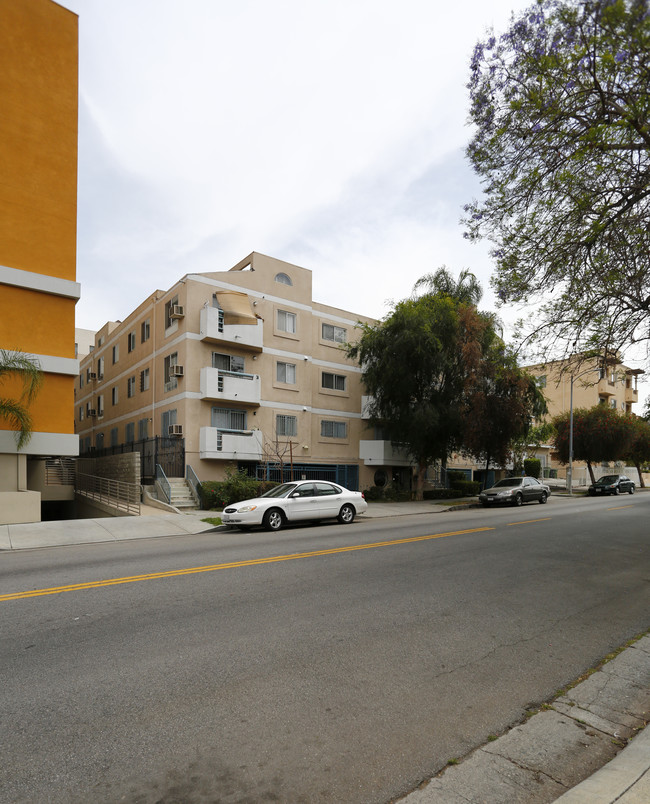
[77, 452, 141, 486]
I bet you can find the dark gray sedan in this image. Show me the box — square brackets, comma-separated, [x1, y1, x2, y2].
[479, 476, 550, 507]
[588, 475, 635, 496]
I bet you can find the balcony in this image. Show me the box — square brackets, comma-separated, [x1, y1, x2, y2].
[200, 427, 264, 461]
[200, 307, 263, 352]
[625, 385, 638, 403]
[597, 377, 616, 397]
[359, 440, 413, 466]
[200, 367, 261, 405]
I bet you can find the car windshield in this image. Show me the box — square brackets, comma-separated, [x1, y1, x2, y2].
[597, 476, 619, 484]
[260, 483, 298, 499]
[492, 478, 522, 488]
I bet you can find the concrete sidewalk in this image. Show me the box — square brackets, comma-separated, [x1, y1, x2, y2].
[1, 499, 647, 804]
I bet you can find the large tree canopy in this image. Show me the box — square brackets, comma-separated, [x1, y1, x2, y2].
[465, 0, 650, 360]
[349, 270, 544, 498]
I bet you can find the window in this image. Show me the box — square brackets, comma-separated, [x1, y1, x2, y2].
[321, 420, 347, 438]
[138, 418, 149, 440]
[97, 357, 104, 380]
[128, 332, 136, 352]
[322, 372, 346, 391]
[141, 318, 150, 343]
[165, 296, 179, 329]
[211, 407, 247, 430]
[161, 409, 177, 435]
[275, 272, 292, 286]
[276, 361, 296, 384]
[164, 353, 178, 392]
[599, 396, 607, 405]
[536, 375, 547, 388]
[112, 386, 119, 405]
[277, 309, 297, 334]
[96, 432, 104, 450]
[97, 395, 104, 417]
[112, 344, 119, 364]
[140, 368, 150, 391]
[110, 427, 118, 447]
[86, 367, 93, 382]
[79, 373, 84, 388]
[276, 414, 297, 437]
[125, 422, 135, 443]
[127, 376, 136, 398]
[212, 353, 245, 373]
[79, 406, 84, 421]
[610, 399, 617, 409]
[322, 323, 346, 344]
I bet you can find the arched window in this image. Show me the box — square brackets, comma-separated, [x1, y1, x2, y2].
[275, 272, 292, 286]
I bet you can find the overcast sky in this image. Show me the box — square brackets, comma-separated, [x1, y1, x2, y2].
[57, 0, 649, 401]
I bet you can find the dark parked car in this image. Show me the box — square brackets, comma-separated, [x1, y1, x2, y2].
[479, 476, 550, 507]
[588, 475, 635, 496]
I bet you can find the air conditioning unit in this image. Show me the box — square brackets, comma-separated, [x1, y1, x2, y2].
[88, 409, 97, 417]
[168, 424, 183, 436]
[88, 372, 97, 380]
[170, 304, 185, 319]
[170, 365, 184, 377]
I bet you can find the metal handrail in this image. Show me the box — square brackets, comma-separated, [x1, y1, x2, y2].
[75, 472, 141, 515]
[156, 463, 171, 504]
[185, 464, 202, 507]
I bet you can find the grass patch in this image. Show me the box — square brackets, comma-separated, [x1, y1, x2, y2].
[201, 516, 222, 526]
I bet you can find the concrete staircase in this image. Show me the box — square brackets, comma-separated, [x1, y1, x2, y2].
[167, 477, 200, 511]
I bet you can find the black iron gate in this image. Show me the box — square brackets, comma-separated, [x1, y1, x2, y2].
[83, 437, 185, 482]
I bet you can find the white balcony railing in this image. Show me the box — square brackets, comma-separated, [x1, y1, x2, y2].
[199, 307, 263, 351]
[359, 440, 413, 466]
[200, 367, 261, 405]
[200, 427, 264, 461]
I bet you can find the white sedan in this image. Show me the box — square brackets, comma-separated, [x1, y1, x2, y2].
[221, 480, 368, 531]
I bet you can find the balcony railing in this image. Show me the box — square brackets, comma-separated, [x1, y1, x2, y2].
[200, 427, 264, 461]
[200, 367, 261, 404]
[199, 307, 263, 351]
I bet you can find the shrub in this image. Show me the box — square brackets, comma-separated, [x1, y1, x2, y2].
[450, 480, 481, 496]
[423, 488, 464, 500]
[524, 458, 542, 478]
[200, 469, 278, 509]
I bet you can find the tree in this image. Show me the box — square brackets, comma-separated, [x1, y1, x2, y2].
[465, 0, 650, 361]
[348, 272, 540, 499]
[460, 338, 548, 482]
[552, 404, 636, 483]
[0, 349, 43, 450]
[626, 414, 650, 486]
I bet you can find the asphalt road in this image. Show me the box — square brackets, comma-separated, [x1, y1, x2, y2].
[1, 494, 648, 803]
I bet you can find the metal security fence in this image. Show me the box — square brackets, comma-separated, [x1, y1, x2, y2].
[81, 436, 185, 482]
[250, 462, 360, 490]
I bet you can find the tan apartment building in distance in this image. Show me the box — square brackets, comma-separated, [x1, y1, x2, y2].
[76, 253, 417, 494]
[524, 355, 644, 479]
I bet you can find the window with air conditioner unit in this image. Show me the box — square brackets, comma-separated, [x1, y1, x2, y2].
[169, 424, 183, 436]
[164, 353, 179, 392]
[165, 296, 179, 329]
[170, 364, 184, 377]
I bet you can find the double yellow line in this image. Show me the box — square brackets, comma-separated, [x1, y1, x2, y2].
[1, 526, 494, 602]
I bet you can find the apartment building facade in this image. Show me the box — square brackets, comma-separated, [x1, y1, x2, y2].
[76, 253, 410, 492]
[0, 0, 80, 524]
[524, 356, 643, 477]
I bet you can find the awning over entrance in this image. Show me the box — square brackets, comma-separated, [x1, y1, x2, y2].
[214, 290, 257, 325]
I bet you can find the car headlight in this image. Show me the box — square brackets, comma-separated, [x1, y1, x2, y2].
[497, 490, 514, 496]
[237, 505, 258, 512]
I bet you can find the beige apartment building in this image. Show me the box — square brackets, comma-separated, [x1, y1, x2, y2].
[76, 253, 414, 492]
[524, 355, 643, 477]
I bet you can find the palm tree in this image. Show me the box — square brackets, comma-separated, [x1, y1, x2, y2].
[414, 266, 483, 306]
[0, 349, 43, 449]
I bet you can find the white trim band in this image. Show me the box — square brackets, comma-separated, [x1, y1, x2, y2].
[0, 431, 79, 456]
[0, 264, 81, 300]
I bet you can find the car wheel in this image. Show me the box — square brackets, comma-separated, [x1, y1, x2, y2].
[513, 493, 523, 507]
[480, 501, 488, 507]
[338, 503, 355, 524]
[614, 487, 620, 495]
[588, 489, 595, 496]
[629, 485, 635, 494]
[263, 508, 285, 532]
[539, 492, 547, 504]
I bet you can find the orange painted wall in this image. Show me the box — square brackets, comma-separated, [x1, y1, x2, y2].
[0, 373, 74, 435]
[0, 0, 78, 280]
[0, 286, 76, 359]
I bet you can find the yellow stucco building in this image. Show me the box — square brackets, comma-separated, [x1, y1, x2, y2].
[0, 0, 80, 524]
